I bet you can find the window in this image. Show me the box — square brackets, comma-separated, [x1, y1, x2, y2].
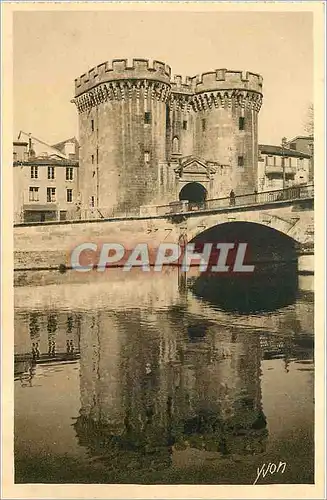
[66, 189, 73, 203]
[31, 166, 38, 179]
[91, 119, 94, 132]
[275, 155, 281, 166]
[166, 105, 170, 129]
[13, 152, 17, 161]
[290, 142, 296, 150]
[29, 187, 39, 202]
[144, 151, 150, 163]
[66, 167, 74, 181]
[183, 120, 188, 130]
[48, 166, 55, 179]
[266, 155, 274, 166]
[202, 119, 206, 131]
[91, 154, 94, 164]
[47, 187, 56, 202]
[172, 137, 180, 154]
[239, 117, 245, 130]
[238, 156, 244, 167]
[90, 196, 95, 208]
[144, 112, 151, 124]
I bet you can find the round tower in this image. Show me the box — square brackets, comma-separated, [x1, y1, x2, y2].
[73, 59, 171, 213]
[192, 69, 263, 196]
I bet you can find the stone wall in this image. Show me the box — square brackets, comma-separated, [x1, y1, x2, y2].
[14, 201, 314, 270]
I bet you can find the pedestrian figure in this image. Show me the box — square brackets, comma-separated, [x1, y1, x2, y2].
[254, 189, 258, 203]
[51, 341, 56, 356]
[69, 340, 74, 354]
[66, 340, 71, 354]
[32, 343, 37, 361]
[229, 189, 235, 206]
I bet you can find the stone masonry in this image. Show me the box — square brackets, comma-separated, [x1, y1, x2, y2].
[72, 59, 263, 214]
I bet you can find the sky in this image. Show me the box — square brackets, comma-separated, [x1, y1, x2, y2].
[13, 10, 313, 146]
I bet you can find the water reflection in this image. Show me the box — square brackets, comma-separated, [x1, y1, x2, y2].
[190, 263, 299, 313]
[73, 311, 269, 468]
[14, 266, 314, 483]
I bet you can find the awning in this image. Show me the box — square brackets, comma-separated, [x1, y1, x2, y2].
[23, 204, 58, 212]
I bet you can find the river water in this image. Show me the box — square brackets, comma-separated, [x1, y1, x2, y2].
[14, 266, 314, 484]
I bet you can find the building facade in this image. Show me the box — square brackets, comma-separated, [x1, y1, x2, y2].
[257, 144, 311, 193]
[285, 135, 314, 182]
[72, 58, 263, 214]
[13, 135, 79, 223]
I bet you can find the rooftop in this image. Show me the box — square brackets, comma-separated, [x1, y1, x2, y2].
[258, 144, 311, 159]
[13, 158, 79, 167]
[286, 136, 314, 142]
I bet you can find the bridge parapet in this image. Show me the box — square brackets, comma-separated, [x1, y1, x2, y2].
[153, 184, 314, 217]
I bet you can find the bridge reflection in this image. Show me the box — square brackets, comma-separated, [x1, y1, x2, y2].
[189, 262, 299, 313]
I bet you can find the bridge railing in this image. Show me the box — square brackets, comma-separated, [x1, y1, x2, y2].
[155, 183, 314, 215]
[65, 207, 141, 221]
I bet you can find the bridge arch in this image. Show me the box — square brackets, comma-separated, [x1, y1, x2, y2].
[185, 209, 312, 247]
[179, 182, 207, 203]
[187, 220, 299, 264]
[187, 221, 300, 313]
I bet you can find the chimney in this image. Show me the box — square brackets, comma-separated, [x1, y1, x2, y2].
[64, 141, 75, 158]
[28, 133, 36, 158]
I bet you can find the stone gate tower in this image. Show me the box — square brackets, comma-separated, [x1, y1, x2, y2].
[73, 59, 263, 214]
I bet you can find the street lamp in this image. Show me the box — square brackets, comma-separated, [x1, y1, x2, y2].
[281, 137, 287, 191]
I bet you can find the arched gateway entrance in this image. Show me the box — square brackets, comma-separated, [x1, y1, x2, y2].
[179, 182, 207, 203]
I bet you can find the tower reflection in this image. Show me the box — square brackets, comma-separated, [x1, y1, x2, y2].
[74, 307, 268, 469]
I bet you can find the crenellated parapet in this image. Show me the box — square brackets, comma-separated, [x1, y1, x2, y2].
[73, 59, 263, 114]
[74, 58, 171, 97]
[194, 69, 263, 94]
[170, 75, 194, 95]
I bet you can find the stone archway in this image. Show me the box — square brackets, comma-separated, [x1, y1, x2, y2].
[179, 182, 207, 203]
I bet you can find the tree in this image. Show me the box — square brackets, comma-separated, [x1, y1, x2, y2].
[304, 103, 314, 136]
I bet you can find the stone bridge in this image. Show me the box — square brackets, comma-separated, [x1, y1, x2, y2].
[14, 185, 314, 271]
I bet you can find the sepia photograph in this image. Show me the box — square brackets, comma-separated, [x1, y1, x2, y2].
[1, 1, 326, 499]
